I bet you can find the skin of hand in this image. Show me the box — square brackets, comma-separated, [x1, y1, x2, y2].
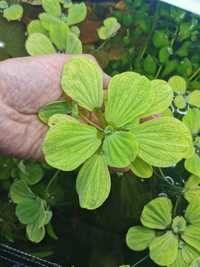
[0, 54, 110, 160]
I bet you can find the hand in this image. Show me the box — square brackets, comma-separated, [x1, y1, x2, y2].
[0, 54, 110, 160]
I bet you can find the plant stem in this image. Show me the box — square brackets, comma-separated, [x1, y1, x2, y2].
[96, 40, 108, 52]
[46, 170, 60, 193]
[80, 114, 104, 132]
[173, 195, 182, 217]
[189, 67, 200, 81]
[132, 255, 149, 267]
[155, 65, 163, 79]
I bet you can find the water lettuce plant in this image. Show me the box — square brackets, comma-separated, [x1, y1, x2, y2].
[41, 56, 193, 210]
[126, 196, 200, 267]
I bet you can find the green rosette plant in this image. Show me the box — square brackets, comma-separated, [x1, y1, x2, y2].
[41, 56, 193, 210]
[126, 197, 200, 267]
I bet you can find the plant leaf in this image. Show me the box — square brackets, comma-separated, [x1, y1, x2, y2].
[188, 90, 200, 108]
[185, 199, 200, 225]
[141, 197, 172, 230]
[38, 100, 71, 124]
[182, 108, 200, 135]
[190, 257, 200, 267]
[102, 131, 139, 168]
[10, 180, 35, 204]
[42, 0, 61, 17]
[76, 153, 111, 209]
[26, 224, 45, 243]
[49, 20, 69, 51]
[141, 79, 173, 117]
[168, 249, 187, 267]
[61, 56, 103, 111]
[39, 13, 61, 31]
[126, 226, 155, 251]
[130, 157, 153, 179]
[65, 31, 82, 54]
[168, 76, 187, 94]
[133, 117, 193, 167]
[27, 20, 47, 35]
[67, 3, 87, 26]
[97, 17, 121, 40]
[184, 175, 200, 203]
[185, 153, 200, 178]
[26, 33, 56, 56]
[149, 231, 178, 266]
[182, 225, 200, 253]
[105, 72, 154, 128]
[19, 162, 44, 185]
[43, 119, 102, 171]
[3, 4, 23, 21]
[174, 95, 187, 109]
[182, 243, 200, 264]
[16, 198, 44, 225]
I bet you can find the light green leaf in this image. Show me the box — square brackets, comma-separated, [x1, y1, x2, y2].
[182, 225, 200, 253]
[105, 72, 154, 128]
[76, 153, 111, 209]
[188, 90, 200, 108]
[67, 3, 87, 26]
[126, 226, 155, 251]
[49, 20, 69, 51]
[65, 31, 82, 54]
[39, 13, 61, 31]
[141, 79, 173, 117]
[10, 180, 35, 204]
[42, 0, 61, 17]
[182, 243, 200, 264]
[27, 20, 47, 35]
[26, 224, 45, 243]
[174, 95, 187, 109]
[168, 249, 187, 267]
[149, 231, 179, 266]
[70, 26, 80, 37]
[172, 216, 187, 234]
[43, 119, 102, 171]
[141, 197, 172, 230]
[26, 33, 56, 56]
[185, 199, 200, 225]
[48, 114, 79, 127]
[184, 175, 200, 203]
[3, 4, 23, 21]
[19, 162, 44, 185]
[168, 76, 187, 94]
[102, 131, 139, 168]
[38, 100, 71, 124]
[97, 17, 121, 40]
[185, 153, 200, 178]
[130, 157, 153, 179]
[61, 56, 103, 111]
[16, 198, 44, 225]
[190, 257, 200, 267]
[0, 1, 8, 9]
[182, 108, 200, 135]
[133, 117, 193, 167]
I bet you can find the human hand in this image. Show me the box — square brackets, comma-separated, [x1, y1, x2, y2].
[0, 54, 110, 160]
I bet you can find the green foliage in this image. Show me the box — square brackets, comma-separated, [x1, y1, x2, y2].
[3, 4, 23, 21]
[43, 56, 193, 210]
[97, 17, 121, 40]
[126, 196, 200, 266]
[25, 0, 87, 55]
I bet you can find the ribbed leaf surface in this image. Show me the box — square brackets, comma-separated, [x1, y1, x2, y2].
[141, 197, 172, 230]
[43, 120, 102, 171]
[76, 154, 111, 209]
[133, 117, 193, 167]
[102, 131, 139, 168]
[61, 57, 103, 111]
[105, 72, 154, 128]
[182, 225, 200, 253]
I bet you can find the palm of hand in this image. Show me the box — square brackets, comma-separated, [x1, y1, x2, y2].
[0, 55, 68, 159]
